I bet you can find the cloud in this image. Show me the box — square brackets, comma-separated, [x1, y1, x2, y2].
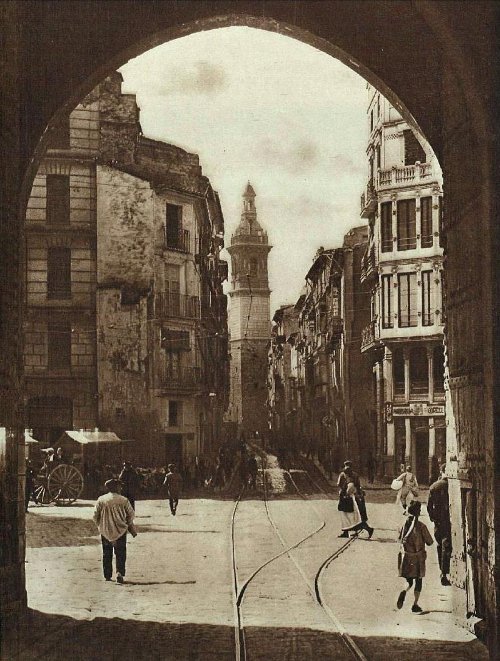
[256, 137, 321, 174]
[157, 61, 227, 96]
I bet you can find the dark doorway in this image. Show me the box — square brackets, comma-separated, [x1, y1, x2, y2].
[165, 434, 183, 469]
[414, 428, 429, 485]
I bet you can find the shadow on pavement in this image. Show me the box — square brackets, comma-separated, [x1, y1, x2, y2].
[26, 516, 99, 548]
[124, 580, 196, 586]
[135, 525, 220, 534]
[17, 610, 489, 661]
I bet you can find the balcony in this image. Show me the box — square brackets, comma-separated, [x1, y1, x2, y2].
[165, 228, 190, 253]
[360, 245, 377, 283]
[361, 320, 380, 352]
[325, 316, 343, 352]
[156, 293, 200, 319]
[159, 366, 201, 391]
[378, 162, 433, 190]
[360, 180, 377, 218]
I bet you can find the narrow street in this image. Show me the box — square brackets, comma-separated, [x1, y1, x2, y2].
[20, 458, 487, 660]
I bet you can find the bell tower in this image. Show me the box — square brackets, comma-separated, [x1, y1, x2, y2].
[228, 183, 272, 439]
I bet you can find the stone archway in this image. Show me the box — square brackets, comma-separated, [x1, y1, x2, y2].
[0, 3, 498, 657]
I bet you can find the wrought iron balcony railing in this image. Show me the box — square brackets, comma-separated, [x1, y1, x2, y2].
[155, 293, 200, 319]
[361, 320, 380, 352]
[165, 228, 190, 253]
[160, 366, 201, 391]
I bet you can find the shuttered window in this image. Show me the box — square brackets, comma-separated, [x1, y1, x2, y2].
[381, 202, 393, 252]
[421, 197, 433, 248]
[397, 199, 416, 250]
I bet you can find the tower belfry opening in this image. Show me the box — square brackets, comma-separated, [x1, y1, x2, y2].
[228, 183, 272, 439]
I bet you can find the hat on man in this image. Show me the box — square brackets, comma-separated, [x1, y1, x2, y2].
[343, 460, 353, 468]
[105, 478, 123, 492]
[168, 463, 176, 470]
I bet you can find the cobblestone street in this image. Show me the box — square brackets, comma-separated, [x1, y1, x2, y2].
[20, 485, 488, 660]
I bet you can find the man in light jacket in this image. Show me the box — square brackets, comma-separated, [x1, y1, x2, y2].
[93, 478, 137, 583]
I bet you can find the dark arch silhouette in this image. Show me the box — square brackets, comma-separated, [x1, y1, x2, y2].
[0, 3, 498, 658]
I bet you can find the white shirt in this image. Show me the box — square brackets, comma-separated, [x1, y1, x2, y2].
[93, 492, 136, 542]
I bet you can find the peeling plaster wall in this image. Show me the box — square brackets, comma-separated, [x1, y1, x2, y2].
[97, 166, 154, 289]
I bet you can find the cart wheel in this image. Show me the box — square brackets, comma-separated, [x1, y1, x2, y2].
[48, 464, 84, 506]
[34, 482, 51, 505]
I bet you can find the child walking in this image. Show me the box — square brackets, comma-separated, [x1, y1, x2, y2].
[396, 500, 433, 612]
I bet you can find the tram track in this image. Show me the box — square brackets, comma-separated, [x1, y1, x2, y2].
[230, 453, 368, 661]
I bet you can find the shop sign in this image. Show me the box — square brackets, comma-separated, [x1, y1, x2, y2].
[390, 402, 445, 417]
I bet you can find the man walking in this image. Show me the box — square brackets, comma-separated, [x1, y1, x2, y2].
[247, 453, 258, 489]
[118, 460, 142, 510]
[93, 478, 137, 583]
[427, 464, 452, 586]
[163, 463, 183, 515]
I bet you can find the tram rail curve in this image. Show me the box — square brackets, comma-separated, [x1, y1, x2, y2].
[230, 452, 368, 661]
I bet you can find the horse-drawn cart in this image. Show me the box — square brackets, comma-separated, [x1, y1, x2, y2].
[34, 463, 84, 505]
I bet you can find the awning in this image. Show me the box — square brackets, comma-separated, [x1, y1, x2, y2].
[62, 431, 130, 445]
[24, 431, 39, 445]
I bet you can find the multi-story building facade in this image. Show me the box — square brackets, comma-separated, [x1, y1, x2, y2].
[24, 72, 229, 467]
[267, 304, 300, 452]
[268, 227, 373, 473]
[227, 184, 271, 440]
[360, 86, 444, 484]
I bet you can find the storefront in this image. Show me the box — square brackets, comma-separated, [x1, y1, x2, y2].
[387, 401, 446, 484]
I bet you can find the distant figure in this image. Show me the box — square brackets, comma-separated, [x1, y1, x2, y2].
[247, 454, 258, 489]
[395, 465, 419, 513]
[396, 500, 433, 612]
[119, 461, 142, 511]
[427, 464, 452, 586]
[430, 455, 440, 485]
[41, 448, 55, 475]
[212, 458, 226, 491]
[25, 460, 37, 511]
[55, 447, 65, 464]
[337, 460, 374, 538]
[163, 463, 183, 515]
[93, 478, 137, 583]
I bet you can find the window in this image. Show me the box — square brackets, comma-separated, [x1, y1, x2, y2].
[161, 329, 190, 352]
[47, 247, 71, 299]
[421, 197, 433, 248]
[168, 400, 182, 427]
[165, 264, 181, 315]
[249, 257, 258, 276]
[421, 270, 433, 326]
[370, 109, 374, 132]
[398, 272, 417, 327]
[397, 199, 416, 250]
[403, 129, 426, 165]
[48, 320, 71, 370]
[381, 202, 393, 252]
[393, 349, 405, 396]
[409, 347, 428, 396]
[381, 275, 393, 328]
[48, 115, 70, 149]
[376, 144, 381, 171]
[166, 203, 182, 249]
[433, 345, 445, 393]
[46, 175, 70, 225]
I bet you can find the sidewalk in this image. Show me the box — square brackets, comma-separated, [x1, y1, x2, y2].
[306, 454, 420, 493]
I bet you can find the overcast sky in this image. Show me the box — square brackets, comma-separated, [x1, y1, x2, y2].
[120, 27, 368, 312]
